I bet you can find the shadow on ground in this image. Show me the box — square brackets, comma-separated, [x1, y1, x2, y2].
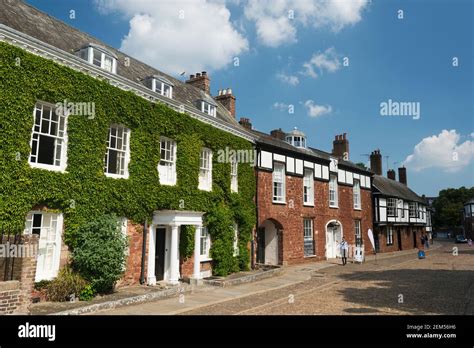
[336, 268, 474, 315]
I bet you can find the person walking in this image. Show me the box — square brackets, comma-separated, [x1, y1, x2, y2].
[339, 238, 349, 266]
[424, 234, 429, 249]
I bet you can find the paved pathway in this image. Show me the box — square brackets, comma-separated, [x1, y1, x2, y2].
[97, 241, 472, 315]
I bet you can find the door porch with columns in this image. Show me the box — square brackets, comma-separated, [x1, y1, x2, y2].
[147, 210, 205, 285]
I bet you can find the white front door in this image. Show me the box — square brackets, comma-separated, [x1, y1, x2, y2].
[25, 212, 63, 281]
[326, 225, 341, 258]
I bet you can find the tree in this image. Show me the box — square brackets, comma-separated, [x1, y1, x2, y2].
[432, 187, 474, 229]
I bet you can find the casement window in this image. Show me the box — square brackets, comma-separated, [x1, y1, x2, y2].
[399, 200, 405, 218]
[387, 198, 397, 217]
[386, 226, 394, 246]
[233, 223, 239, 257]
[303, 169, 314, 206]
[198, 148, 212, 191]
[158, 137, 177, 185]
[353, 179, 361, 209]
[201, 101, 217, 117]
[230, 159, 238, 193]
[329, 174, 338, 207]
[272, 163, 286, 203]
[303, 219, 315, 256]
[354, 220, 362, 247]
[77, 45, 117, 74]
[24, 212, 63, 281]
[29, 102, 68, 172]
[104, 125, 130, 178]
[409, 202, 417, 218]
[200, 227, 211, 260]
[146, 76, 173, 99]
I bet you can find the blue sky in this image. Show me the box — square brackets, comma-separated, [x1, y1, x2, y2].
[26, 0, 473, 196]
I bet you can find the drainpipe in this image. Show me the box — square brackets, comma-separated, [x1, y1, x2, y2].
[252, 148, 260, 270]
[139, 219, 148, 285]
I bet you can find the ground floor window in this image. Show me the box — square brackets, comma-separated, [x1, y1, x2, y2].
[354, 220, 362, 247]
[200, 227, 211, 260]
[303, 218, 315, 256]
[386, 226, 394, 246]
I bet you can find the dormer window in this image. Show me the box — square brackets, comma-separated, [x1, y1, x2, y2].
[285, 128, 307, 148]
[76, 43, 117, 74]
[144, 75, 173, 99]
[201, 101, 217, 117]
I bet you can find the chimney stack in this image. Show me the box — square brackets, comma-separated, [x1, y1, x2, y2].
[370, 149, 382, 175]
[332, 133, 349, 160]
[186, 71, 211, 94]
[215, 88, 236, 117]
[270, 128, 286, 140]
[239, 117, 252, 130]
[387, 169, 396, 180]
[398, 166, 407, 185]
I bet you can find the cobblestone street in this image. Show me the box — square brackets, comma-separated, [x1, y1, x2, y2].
[99, 241, 474, 315]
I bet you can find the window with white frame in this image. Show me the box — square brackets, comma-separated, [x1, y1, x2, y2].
[303, 169, 314, 206]
[77, 46, 117, 74]
[353, 179, 361, 209]
[386, 226, 394, 245]
[303, 219, 315, 256]
[29, 103, 68, 171]
[409, 202, 417, 218]
[329, 174, 338, 207]
[200, 227, 211, 259]
[201, 101, 216, 117]
[150, 77, 173, 99]
[231, 159, 238, 193]
[158, 137, 177, 185]
[24, 212, 63, 281]
[272, 163, 286, 203]
[387, 198, 397, 217]
[354, 220, 362, 247]
[198, 148, 212, 191]
[233, 223, 239, 257]
[104, 125, 130, 178]
[399, 199, 405, 218]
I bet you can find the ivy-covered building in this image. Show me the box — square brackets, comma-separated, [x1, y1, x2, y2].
[0, 0, 256, 286]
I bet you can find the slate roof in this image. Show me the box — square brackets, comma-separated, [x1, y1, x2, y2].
[0, 0, 245, 132]
[372, 175, 426, 204]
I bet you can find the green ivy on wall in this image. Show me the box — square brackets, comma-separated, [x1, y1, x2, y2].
[0, 42, 256, 276]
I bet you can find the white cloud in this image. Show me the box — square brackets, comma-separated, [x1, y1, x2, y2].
[244, 0, 369, 47]
[403, 130, 474, 173]
[95, 0, 248, 75]
[276, 72, 299, 86]
[303, 100, 332, 118]
[301, 47, 341, 78]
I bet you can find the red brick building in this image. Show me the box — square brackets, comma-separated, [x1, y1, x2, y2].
[250, 127, 374, 265]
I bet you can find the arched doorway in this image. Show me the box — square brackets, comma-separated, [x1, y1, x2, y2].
[257, 219, 283, 265]
[325, 220, 343, 259]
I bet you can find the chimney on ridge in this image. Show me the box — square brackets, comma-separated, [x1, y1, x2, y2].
[215, 88, 236, 117]
[186, 71, 211, 94]
[370, 149, 382, 175]
[398, 166, 407, 185]
[387, 169, 396, 180]
[239, 117, 252, 130]
[332, 133, 349, 160]
[270, 128, 286, 140]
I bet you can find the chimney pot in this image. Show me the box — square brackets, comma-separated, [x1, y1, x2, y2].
[370, 149, 383, 175]
[332, 133, 349, 160]
[196, 72, 201, 77]
[202, 71, 207, 76]
[190, 74, 195, 79]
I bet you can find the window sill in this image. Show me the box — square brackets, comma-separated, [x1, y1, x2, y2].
[304, 255, 317, 258]
[303, 203, 314, 207]
[272, 201, 286, 205]
[198, 186, 212, 192]
[354, 207, 362, 211]
[29, 162, 67, 173]
[200, 257, 212, 263]
[105, 173, 129, 179]
[159, 180, 177, 186]
[329, 205, 339, 209]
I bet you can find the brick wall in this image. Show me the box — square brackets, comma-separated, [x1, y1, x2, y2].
[0, 281, 21, 314]
[257, 170, 373, 265]
[118, 221, 148, 287]
[375, 226, 426, 253]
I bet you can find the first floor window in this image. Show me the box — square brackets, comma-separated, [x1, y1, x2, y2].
[303, 219, 315, 256]
[409, 202, 417, 218]
[158, 137, 177, 185]
[329, 174, 338, 207]
[29, 102, 68, 171]
[387, 198, 397, 217]
[353, 179, 361, 209]
[200, 227, 211, 259]
[24, 212, 63, 281]
[354, 220, 362, 247]
[303, 169, 314, 205]
[386, 226, 394, 246]
[104, 124, 130, 178]
[198, 148, 212, 191]
[231, 159, 238, 193]
[233, 223, 239, 257]
[272, 163, 286, 203]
